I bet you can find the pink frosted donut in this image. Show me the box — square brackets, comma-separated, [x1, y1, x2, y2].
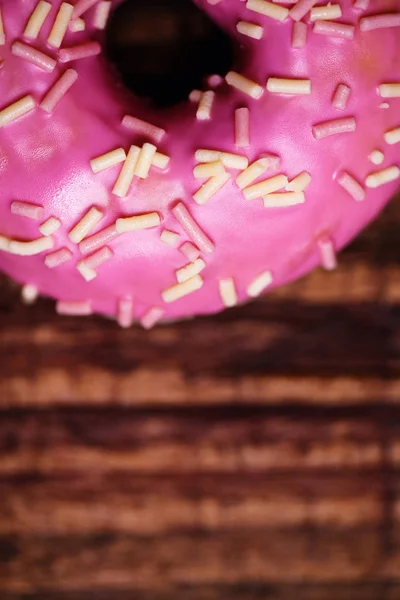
[0, 0, 399, 327]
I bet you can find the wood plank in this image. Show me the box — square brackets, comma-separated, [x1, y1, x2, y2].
[0, 407, 390, 476]
[1, 582, 400, 600]
[0, 526, 393, 591]
[1, 367, 398, 408]
[0, 471, 388, 535]
[0, 297, 399, 408]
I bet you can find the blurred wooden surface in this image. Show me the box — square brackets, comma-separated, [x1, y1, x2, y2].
[0, 198, 400, 599]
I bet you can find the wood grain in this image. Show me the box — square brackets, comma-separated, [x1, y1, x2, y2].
[0, 199, 400, 598]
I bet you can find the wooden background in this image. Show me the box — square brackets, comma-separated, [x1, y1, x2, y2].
[0, 193, 399, 599]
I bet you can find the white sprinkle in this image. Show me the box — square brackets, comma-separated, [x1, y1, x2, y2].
[94, 1, 111, 29]
[121, 115, 165, 144]
[379, 102, 390, 109]
[79, 224, 117, 255]
[243, 174, 288, 200]
[236, 21, 264, 39]
[12, 41, 56, 72]
[90, 148, 126, 174]
[193, 160, 225, 179]
[267, 77, 311, 95]
[56, 300, 92, 316]
[9, 236, 54, 256]
[189, 90, 202, 103]
[24, 1, 52, 39]
[160, 229, 180, 247]
[39, 217, 61, 236]
[289, 0, 317, 21]
[332, 84, 351, 110]
[77, 246, 112, 281]
[225, 71, 264, 99]
[44, 247, 73, 268]
[0, 234, 10, 252]
[313, 20, 355, 39]
[180, 242, 200, 262]
[247, 270, 273, 297]
[162, 275, 204, 303]
[310, 4, 342, 20]
[172, 202, 214, 255]
[116, 212, 161, 233]
[261, 153, 281, 172]
[337, 171, 365, 201]
[193, 172, 231, 205]
[85, 246, 113, 270]
[246, 0, 289, 21]
[318, 236, 337, 271]
[11, 200, 44, 221]
[59, 41, 101, 63]
[69, 207, 103, 243]
[368, 149, 385, 165]
[196, 90, 215, 120]
[0, 8, 5, 45]
[359, 13, 400, 32]
[379, 83, 400, 98]
[235, 107, 250, 148]
[263, 191, 305, 207]
[353, 0, 369, 9]
[312, 117, 356, 139]
[40, 69, 78, 113]
[176, 258, 206, 283]
[384, 127, 400, 145]
[365, 166, 400, 188]
[286, 171, 311, 192]
[207, 74, 224, 88]
[134, 143, 157, 179]
[48, 2, 74, 48]
[76, 262, 96, 282]
[236, 159, 268, 190]
[112, 145, 140, 197]
[152, 152, 170, 170]
[291, 21, 307, 48]
[117, 296, 134, 328]
[195, 149, 249, 170]
[219, 278, 238, 308]
[69, 18, 86, 32]
[140, 307, 164, 330]
[21, 284, 39, 305]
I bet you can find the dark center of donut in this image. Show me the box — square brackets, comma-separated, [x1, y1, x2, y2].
[106, 0, 234, 107]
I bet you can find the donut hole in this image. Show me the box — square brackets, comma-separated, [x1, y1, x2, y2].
[106, 0, 234, 107]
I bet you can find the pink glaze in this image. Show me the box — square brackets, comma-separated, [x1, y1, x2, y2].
[0, 0, 399, 325]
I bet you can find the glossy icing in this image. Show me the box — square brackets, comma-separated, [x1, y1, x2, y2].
[0, 0, 399, 323]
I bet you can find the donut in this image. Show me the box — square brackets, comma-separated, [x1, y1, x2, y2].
[0, 0, 399, 327]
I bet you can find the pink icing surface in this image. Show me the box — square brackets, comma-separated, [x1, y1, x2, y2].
[0, 0, 399, 324]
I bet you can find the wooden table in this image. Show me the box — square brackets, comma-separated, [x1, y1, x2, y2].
[0, 198, 400, 599]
